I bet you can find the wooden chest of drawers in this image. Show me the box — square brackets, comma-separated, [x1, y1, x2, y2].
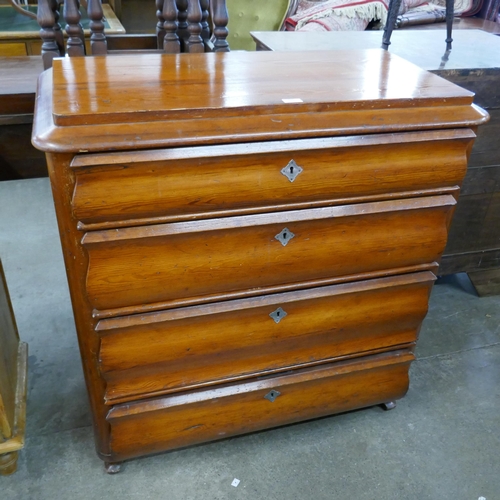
[32, 50, 487, 471]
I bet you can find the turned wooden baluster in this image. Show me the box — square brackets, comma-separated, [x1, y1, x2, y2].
[186, 0, 204, 53]
[88, 0, 107, 55]
[200, 0, 210, 41]
[64, 0, 86, 57]
[156, 0, 165, 49]
[37, 0, 60, 69]
[176, 0, 189, 47]
[50, 0, 65, 55]
[163, 0, 181, 53]
[212, 0, 229, 52]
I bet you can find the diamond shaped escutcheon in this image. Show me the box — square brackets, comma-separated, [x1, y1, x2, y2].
[269, 307, 287, 324]
[281, 160, 303, 182]
[275, 228, 295, 246]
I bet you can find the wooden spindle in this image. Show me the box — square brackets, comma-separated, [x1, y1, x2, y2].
[37, 0, 60, 69]
[176, 0, 189, 46]
[156, 0, 165, 49]
[88, 0, 107, 55]
[186, 0, 204, 53]
[50, 0, 65, 55]
[212, 0, 229, 52]
[163, 0, 180, 53]
[200, 0, 210, 41]
[64, 0, 86, 57]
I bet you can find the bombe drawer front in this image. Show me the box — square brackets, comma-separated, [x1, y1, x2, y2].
[83, 195, 455, 312]
[106, 350, 414, 461]
[98, 272, 434, 404]
[71, 130, 472, 226]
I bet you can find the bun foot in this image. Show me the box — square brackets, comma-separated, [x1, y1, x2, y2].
[0, 452, 19, 476]
[382, 401, 397, 411]
[104, 461, 122, 474]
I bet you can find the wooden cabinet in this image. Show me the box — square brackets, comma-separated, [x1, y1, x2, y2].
[0, 260, 27, 475]
[32, 50, 487, 471]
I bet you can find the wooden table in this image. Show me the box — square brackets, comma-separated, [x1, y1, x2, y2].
[0, 56, 47, 180]
[32, 50, 486, 471]
[251, 29, 500, 296]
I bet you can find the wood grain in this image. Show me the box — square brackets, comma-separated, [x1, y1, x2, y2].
[70, 130, 472, 226]
[32, 53, 488, 154]
[98, 272, 433, 404]
[43, 152, 112, 461]
[0, 56, 42, 116]
[248, 29, 499, 285]
[0, 261, 27, 475]
[50, 50, 475, 127]
[83, 196, 454, 312]
[468, 110, 500, 168]
[0, 261, 20, 439]
[440, 248, 500, 275]
[106, 350, 414, 461]
[32, 49, 486, 467]
[468, 268, 500, 296]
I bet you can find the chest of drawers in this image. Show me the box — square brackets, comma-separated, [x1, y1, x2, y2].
[32, 49, 487, 471]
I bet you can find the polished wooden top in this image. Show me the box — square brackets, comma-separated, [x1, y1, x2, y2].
[251, 30, 500, 72]
[34, 50, 488, 153]
[52, 49, 475, 126]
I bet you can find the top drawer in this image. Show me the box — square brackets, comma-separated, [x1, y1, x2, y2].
[70, 130, 473, 228]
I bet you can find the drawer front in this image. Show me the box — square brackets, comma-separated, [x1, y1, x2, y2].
[98, 272, 433, 404]
[106, 350, 414, 461]
[84, 196, 454, 312]
[71, 130, 471, 226]
[0, 43, 28, 57]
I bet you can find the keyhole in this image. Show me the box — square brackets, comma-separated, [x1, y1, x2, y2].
[290, 166, 294, 174]
[283, 232, 287, 239]
[270, 307, 287, 323]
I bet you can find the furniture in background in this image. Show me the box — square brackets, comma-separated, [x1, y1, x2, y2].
[35, 0, 230, 69]
[0, 259, 28, 476]
[226, 0, 297, 51]
[0, 0, 231, 66]
[0, 1, 124, 56]
[406, 16, 500, 32]
[32, 49, 486, 471]
[383, 0, 454, 49]
[0, 56, 46, 180]
[477, 0, 500, 21]
[252, 28, 500, 296]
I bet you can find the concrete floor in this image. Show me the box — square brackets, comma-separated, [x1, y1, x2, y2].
[0, 177, 499, 499]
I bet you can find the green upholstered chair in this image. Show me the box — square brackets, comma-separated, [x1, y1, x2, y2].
[226, 0, 298, 51]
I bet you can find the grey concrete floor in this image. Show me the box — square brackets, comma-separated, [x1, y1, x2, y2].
[0, 177, 499, 499]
